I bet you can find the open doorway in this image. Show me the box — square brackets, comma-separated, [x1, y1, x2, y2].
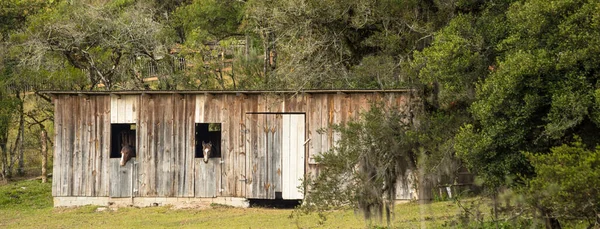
[195, 123, 221, 158]
[110, 123, 136, 158]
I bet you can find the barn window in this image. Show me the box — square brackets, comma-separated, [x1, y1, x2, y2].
[195, 123, 221, 158]
[110, 124, 137, 158]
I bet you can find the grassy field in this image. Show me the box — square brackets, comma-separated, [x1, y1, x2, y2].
[0, 179, 468, 228]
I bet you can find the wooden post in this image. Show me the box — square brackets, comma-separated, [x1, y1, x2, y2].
[41, 130, 48, 183]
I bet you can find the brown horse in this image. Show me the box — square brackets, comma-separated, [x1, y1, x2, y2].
[120, 144, 135, 166]
[202, 141, 212, 163]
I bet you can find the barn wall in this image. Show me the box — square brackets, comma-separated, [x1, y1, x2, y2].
[137, 94, 196, 197]
[52, 91, 412, 199]
[52, 95, 111, 197]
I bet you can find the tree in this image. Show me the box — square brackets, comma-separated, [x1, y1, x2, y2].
[525, 137, 600, 228]
[455, 0, 600, 190]
[0, 87, 18, 179]
[300, 101, 465, 226]
[20, 0, 174, 90]
[245, 0, 455, 89]
[301, 103, 417, 225]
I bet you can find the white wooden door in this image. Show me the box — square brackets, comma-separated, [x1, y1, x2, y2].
[281, 114, 305, 199]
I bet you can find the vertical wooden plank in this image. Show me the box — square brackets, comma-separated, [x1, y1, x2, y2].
[111, 95, 117, 123]
[272, 114, 282, 194]
[91, 97, 99, 196]
[138, 95, 148, 196]
[147, 95, 157, 196]
[88, 97, 97, 196]
[221, 95, 230, 197]
[185, 95, 196, 197]
[332, 94, 342, 146]
[72, 96, 81, 196]
[101, 96, 111, 196]
[281, 115, 291, 198]
[52, 97, 62, 196]
[227, 95, 236, 196]
[155, 96, 164, 196]
[195, 94, 205, 123]
[164, 95, 174, 196]
[266, 114, 275, 199]
[63, 95, 70, 196]
[85, 97, 94, 196]
[285, 114, 296, 199]
[245, 113, 254, 198]
[258, 114, 267, 199]
[67, 96, 77, 196]
[238, 94, 251, 197]
[81, 97, 90, 196]
[236, 95, 245, 197]
[296, 114, 306, 199]
[310, 95, 322, 164]
[125, 96, 134, 123]
[173, 95, 182, 197]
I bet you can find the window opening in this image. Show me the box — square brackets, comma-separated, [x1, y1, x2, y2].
[110, 124, 136, 158]
[195, 123, 221, 158]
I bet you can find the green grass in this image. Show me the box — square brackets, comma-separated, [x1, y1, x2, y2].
[0, 179, 469, 228]
[0, 179, 52, 210]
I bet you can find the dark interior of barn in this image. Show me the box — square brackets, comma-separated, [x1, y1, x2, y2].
[110, 124, 137, 158]
[195, 123, 221, 158]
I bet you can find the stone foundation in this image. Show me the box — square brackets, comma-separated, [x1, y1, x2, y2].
[54, 196, 249, 208]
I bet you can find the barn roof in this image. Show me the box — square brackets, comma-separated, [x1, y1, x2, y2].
[40, 89, 413, 95]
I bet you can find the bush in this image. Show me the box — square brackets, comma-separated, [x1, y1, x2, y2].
[525, 137, 600, 226]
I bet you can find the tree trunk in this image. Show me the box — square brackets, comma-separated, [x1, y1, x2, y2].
[245, 34, 249, 59]
[41, 129, 48, 183]
[0, 119, 8, 180]
[0, 141, 7, 180]
[542, 208, 562, 229]
[17, 92, 25, 176]
[263, 31, 270, 84]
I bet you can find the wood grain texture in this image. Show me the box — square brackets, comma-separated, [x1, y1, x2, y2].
[52, 92, 413, 200]
[52, 95, 111, 197]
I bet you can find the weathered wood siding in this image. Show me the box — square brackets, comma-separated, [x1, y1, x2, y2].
[109, 158, 138, 197]
[52, 95, 111, 197]
[195, 158, 221, 197]
[110, 95, 138, 123]
[52, 91, 411, 199]
[137, 94, 196, 197]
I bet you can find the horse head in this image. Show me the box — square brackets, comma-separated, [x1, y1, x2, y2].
[120, 144, 135, 166]
[202, 141, 212, 163]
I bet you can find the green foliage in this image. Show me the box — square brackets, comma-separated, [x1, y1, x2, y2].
[301, 102, 417, 224]
[525, 137, 600, 224]
[245, 0, 455, 89]
[172, 0, 244, 43]
[0, 179, 52, 210]
[0, 0, 51, 41]
[413, 0, 512, 109]
[19, 1, 175, 90]
[455, 0, 600, 189]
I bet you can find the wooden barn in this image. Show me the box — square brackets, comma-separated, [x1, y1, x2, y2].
[44, 90, 415, 207]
